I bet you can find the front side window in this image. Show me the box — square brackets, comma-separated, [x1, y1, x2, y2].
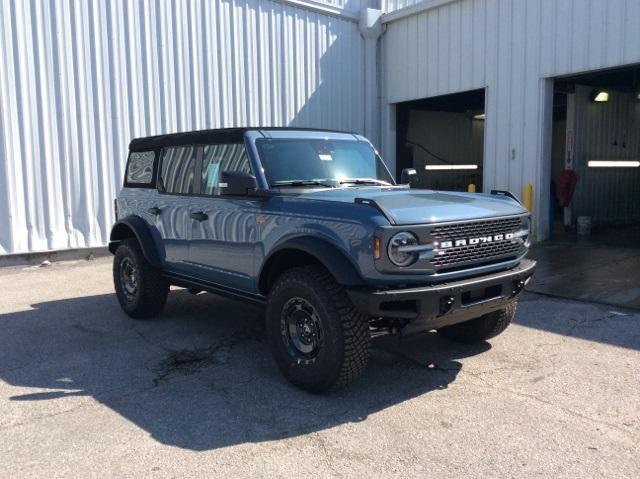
[160, 146, 197, 194]
[255, 139, 394, 187]
[201, 143, 251, 195]
[126, 151, 155, 185]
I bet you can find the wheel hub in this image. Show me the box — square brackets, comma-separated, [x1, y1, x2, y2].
[282, 297, 323, 358]
[120, 257, 138, 301]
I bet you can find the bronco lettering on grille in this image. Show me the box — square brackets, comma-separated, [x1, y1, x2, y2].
[439, 232, 515, 249]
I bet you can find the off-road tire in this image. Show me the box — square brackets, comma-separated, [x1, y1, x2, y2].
[266, 265, 371, 393]
[438, 301, 517, 344]
[113, 239, 169, 319]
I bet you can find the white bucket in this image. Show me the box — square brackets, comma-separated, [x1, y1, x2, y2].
[577, 216, 592, 236]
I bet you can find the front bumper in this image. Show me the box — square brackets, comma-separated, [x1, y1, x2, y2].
[348, 259, 536, 334]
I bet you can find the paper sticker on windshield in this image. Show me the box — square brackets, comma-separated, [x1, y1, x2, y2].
[206, 162, 221, 188]
[319, 154, 333, 161]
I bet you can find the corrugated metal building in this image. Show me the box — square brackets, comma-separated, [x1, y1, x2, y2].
[1, 0, 639, 255]
[380, 0, 640, 240]
[0, 0, 371, 255]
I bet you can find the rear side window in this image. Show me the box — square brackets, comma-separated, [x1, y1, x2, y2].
[160, 146, 197, 194]
[201, 143, 251, 195]
[125, 151, 155, 185]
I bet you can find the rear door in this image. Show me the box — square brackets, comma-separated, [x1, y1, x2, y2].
[154, 145, 198, 274]
[188, 142, 260, 291]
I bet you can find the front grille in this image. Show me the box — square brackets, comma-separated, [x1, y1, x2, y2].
[430, 216, 522, 240]
[429, 216, 525, 271]
[431, 240, 522, 269]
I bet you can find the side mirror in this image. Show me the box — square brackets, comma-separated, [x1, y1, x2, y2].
[220, 171, 258, 196]
[400, 168, 417, 185]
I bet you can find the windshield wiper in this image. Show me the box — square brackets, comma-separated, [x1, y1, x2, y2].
[270, 179, 337, 188]
[340, 178, 391, 186]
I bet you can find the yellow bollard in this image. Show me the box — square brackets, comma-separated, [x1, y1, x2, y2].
[523, 183, 533, 212]
[467, 183, 476, 193]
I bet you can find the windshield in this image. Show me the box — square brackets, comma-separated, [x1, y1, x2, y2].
[256, 139, 395, 187]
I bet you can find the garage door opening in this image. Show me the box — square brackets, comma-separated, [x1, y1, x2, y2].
[528, 65, 640, 310]
[549, 66, 640, 245]
[395, 89, 485, 192]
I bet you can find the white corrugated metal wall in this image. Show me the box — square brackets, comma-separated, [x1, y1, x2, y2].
[382, 0, 453, 15]
[381, 0, 640, 240]
[0, 0, 367, 255]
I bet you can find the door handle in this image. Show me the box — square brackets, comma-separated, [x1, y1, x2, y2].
[190, 211, 208, 221]
[147, 206, 161, 215]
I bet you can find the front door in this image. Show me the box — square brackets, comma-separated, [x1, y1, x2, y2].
[188, 143, 259, 291]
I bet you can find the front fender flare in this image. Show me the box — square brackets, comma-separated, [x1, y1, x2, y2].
[260, 236, 365, 290]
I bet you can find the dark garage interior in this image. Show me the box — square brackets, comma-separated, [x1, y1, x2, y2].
[529, 65, 640, 309]
[395, 89, 485, 192]
[549, 65, 640, 242]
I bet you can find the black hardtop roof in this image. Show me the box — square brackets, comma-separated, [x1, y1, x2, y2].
[128, 127, 352, 152]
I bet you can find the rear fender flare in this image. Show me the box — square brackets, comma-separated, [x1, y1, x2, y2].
[109, 215, 162, 268]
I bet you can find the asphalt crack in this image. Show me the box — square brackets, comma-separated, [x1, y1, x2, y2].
[464, 374, 638, 440]
[566, 311, 621, 334]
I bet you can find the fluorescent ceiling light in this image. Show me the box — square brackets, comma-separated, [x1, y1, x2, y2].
[425, 164, 479, 170]
[473, 113, 485, 120]
[588, 160, 640, 168]
[591, 91, 609, 102]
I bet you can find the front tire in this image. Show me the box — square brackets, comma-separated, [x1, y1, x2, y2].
[438, 301, 517, 344]
[113, 239, 169, 319]
[266, 265, 371, 393]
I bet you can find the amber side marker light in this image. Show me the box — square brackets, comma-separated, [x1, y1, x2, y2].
[373, 237, 381, 260]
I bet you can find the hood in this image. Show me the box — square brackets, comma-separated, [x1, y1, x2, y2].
[299, 187, 527, 225]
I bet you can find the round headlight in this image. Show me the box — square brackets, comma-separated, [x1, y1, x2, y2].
[387, 232, 419, 267]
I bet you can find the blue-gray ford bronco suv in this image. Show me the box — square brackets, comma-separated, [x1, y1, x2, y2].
[110, 127, 536, 392]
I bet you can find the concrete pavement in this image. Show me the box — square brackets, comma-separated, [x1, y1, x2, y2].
[0, 258, 638, 478]
[529, 241, 640, 309]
